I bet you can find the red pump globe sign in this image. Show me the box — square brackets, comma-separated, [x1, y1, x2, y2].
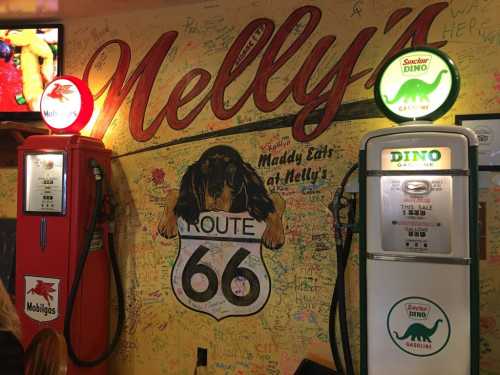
[40, 76, 94, 134]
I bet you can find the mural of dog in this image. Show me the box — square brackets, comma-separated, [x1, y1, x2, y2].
[158, 145, 285, 249]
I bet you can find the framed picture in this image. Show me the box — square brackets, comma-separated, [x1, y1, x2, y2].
[456, 113, 500, 171]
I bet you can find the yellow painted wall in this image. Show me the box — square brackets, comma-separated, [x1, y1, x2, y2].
[0, 167, 17, 218]
[2, 0, 499, 374]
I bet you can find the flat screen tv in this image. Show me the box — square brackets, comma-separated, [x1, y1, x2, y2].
[0, 23, 63, 121]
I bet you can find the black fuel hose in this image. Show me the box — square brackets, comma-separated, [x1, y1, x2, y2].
[63, 160, 125, 367]
[329, 163, 358, 375]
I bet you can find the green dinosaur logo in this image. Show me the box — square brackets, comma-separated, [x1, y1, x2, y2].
[383, 70, 448, 104]
[394, 319, 443, 342]
[387, 297, 451, 357]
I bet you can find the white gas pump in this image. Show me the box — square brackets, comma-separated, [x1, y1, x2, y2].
[359, 125, 479, 375]
[329, 47, 479, 375]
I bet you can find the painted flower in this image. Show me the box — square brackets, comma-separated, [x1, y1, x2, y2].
[151, 168, 165, 185]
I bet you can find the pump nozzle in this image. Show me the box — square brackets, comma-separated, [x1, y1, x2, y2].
[89, 160, 103, 181]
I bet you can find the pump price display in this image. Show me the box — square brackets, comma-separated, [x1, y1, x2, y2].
[25, 153, 65, 214]
[381, 176, 451, 253]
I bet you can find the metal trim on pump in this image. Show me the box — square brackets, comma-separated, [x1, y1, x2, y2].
[23, 151, 68, 216]
[467, 144, 480, 375]
[359, 126, 479, 150]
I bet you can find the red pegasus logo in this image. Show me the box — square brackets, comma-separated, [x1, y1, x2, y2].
[27, 280, 56, 306]
[47, 83, 74, 102]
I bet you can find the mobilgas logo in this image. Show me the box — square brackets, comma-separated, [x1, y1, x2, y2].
[24, 276, 60, 322]
[42, 110, 57, 117]
[43, 109, 78, 118]
[390, 149, 442, 163]
[25, 302, 56, 317]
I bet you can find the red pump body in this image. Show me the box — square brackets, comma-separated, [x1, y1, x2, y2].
[16, 134, 111, 375]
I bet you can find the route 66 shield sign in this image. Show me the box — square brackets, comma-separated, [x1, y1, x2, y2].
[171, 211, 270, 320]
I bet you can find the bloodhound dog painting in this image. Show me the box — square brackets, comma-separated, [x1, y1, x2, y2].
[158, 145, 285, 250]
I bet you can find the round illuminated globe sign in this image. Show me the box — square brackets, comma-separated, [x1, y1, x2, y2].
[374, 47, 460, 124]
[41, 75, 94, 134]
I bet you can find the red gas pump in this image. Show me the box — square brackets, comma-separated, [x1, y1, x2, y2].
[15, 76, 124, 374]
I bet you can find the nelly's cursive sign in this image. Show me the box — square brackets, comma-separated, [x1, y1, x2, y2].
[83, 3, 449, 143]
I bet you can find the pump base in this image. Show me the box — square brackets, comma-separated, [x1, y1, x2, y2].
[294, 359, 339, 374]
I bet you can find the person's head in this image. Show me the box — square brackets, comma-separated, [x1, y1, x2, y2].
[0, 280, 21, 340]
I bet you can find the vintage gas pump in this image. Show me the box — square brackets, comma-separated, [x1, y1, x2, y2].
[330, 47, 479, 375]
[15, 76, 124, 375]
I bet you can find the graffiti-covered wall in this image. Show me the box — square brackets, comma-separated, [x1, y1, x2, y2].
[0, 167, 17, 218]
[25, 0, 500, 373]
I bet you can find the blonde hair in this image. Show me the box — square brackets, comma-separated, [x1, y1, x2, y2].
[0, 280, 22, 340]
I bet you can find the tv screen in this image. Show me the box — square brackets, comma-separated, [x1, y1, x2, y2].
[0, 24, 63, 121]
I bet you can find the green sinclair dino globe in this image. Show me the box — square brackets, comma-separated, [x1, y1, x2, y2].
[374, 46, 460, 124]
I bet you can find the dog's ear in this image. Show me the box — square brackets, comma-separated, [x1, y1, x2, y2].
[241, 161, 275, 221]
[174, 164, 205, 224]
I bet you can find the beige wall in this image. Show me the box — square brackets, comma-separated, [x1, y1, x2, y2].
[3, 0, 500, 373]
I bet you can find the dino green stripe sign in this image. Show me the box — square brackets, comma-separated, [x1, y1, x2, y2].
[387, 296, 451, 357]
[374, 47, 460, 124]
